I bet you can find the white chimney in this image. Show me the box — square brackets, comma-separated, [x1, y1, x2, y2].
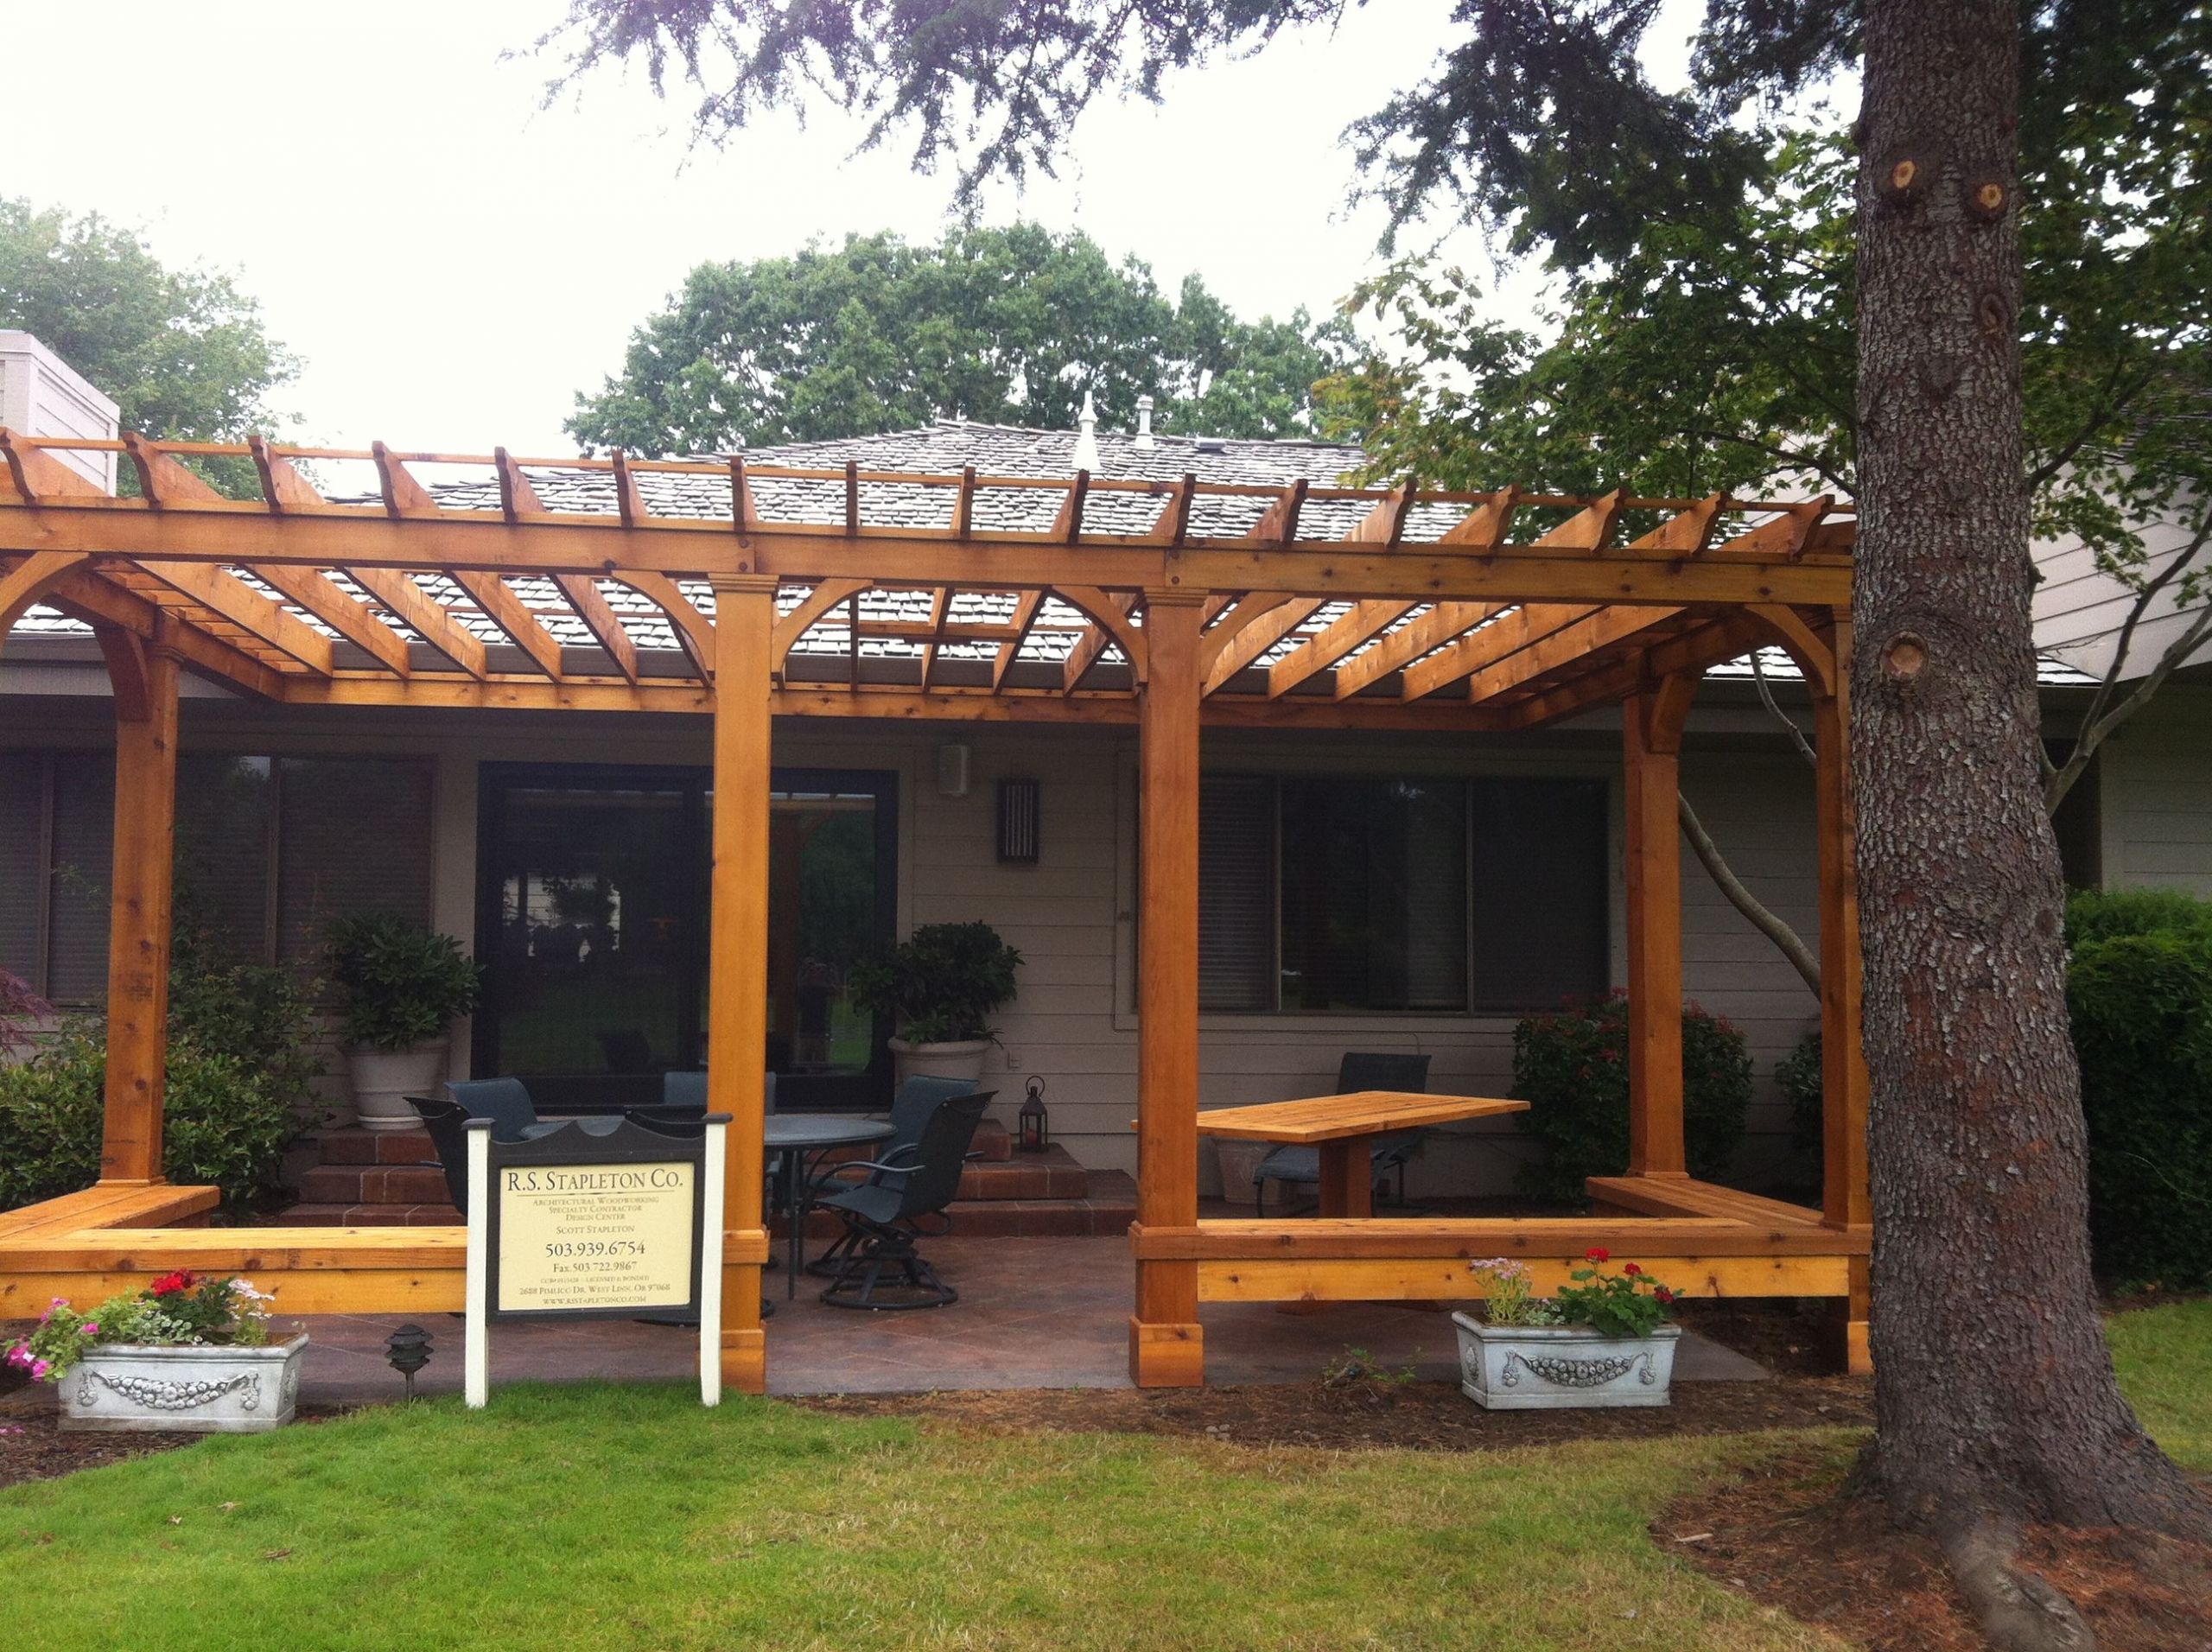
[1071, 389, 1101, 473]
[1134, 394, 1155, 449]
[0, 332, 119, 493]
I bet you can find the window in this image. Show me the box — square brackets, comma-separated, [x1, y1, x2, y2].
[1197, 773, 1608, 1015]
[0, 752, 433, 1000]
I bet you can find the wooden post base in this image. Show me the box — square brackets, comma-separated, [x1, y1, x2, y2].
[1128, 1317, 1205, 1388]
[720, 1326, 766, 1395]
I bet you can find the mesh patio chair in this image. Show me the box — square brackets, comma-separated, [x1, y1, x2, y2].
[646, 1070, 775, 1116]
[1253, 1052, 1433, 1215]
[803, 1073, 979, 1277]
[817, 1089, 993, 1310]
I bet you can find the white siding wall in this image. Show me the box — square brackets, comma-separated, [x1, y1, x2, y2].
[0, 690, 1864, 1195]
[2098, 685, 2212, 896]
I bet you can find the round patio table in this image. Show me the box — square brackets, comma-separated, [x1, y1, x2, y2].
[765, 1114, 894, 1299]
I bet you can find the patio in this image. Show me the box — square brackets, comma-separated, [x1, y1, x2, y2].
[280, 1234, 1771, 1401]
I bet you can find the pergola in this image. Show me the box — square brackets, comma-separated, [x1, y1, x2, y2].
[0, 429, 1870, 1388]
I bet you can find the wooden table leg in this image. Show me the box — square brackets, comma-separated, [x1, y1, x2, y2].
[1317, 1138, 1372, 1218]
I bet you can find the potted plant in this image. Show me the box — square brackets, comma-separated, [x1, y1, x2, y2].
[326, 912, 480, 1132]
[6, 1271, 306, 1433]
[848, 921, 1023, 1086]
[1452, 1249, 1683, 1409]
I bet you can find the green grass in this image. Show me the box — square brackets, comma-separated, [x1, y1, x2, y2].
[3, 1302, 2206, 1652]
[2107, 1297, 2212, 1471]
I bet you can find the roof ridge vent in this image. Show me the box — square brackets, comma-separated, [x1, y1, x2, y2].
[1134, 394, 1156, 449]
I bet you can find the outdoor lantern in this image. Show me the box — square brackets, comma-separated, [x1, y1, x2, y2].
[386, 1323, 433, 1401]
[1018, 1074, 1050, 1153]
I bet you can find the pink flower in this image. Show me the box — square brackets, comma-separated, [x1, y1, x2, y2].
[79, 1322, 99, 1336]
[30, 1358, 49, 1380]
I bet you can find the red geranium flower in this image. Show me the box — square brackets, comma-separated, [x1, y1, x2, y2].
[149, 1270, 196, 1298]
[1585, 1247, 1609, 1264]
[1622, 1261, 1642, 1276]
[1655, 1287, 1675, 1305]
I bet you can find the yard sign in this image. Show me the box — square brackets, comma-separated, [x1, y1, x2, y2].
[463, 1115, 728, 1408]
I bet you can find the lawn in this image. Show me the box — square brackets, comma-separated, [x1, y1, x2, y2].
[1, 1303, 2202, 1652]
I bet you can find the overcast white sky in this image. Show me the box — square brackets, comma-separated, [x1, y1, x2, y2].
[13, 1, 1712, 454]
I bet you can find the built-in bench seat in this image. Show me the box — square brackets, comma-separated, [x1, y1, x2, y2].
[1585, 1175, 1833, 1229]
[0, 1182, 221, 1242]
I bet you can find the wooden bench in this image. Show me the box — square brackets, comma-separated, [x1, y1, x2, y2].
[1585, 1175, 1834, 1229]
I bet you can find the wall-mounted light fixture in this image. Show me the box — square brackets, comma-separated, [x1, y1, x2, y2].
[997, 776, 1040, 863]
[937, 742, 971, 798]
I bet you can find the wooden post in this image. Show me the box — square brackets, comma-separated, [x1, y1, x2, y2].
[708, 575, 775, 1395]
[96, 624, 180, 1185]
[1130, 590, 1205, 1388]
[1623, 672, 1695, 1179]
[1813, 619, 1872, 1370]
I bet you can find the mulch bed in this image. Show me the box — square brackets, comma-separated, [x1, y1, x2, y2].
[0, 1381, 349, 1492]
[797, 1371, 1872, 1452]
[1660, 1447, 2212, 1652]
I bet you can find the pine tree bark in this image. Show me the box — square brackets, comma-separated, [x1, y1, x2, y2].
[1852, 0, 2209, 1621]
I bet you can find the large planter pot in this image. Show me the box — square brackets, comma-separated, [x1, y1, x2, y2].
[346, 1040, 448, 1132]
[887, 1037, 992, 1088]
[1452, 1316, 1681, 1409]
[60, 1335, 308, 1433]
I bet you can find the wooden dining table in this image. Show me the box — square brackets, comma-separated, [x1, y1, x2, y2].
[1192, 1090, 1532, 1217]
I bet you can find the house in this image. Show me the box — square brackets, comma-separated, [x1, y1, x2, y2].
[2, 339, 2206, 1389]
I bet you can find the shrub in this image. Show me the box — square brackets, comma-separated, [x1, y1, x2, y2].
[0, 1019, 298, 1211]
[848, 921, 1024, 1044]
[325, 912, 480, 1051]
[2065, 885, 2212, 948]
[1510, 992, 1753, 1202]
[1776, 1029, 1825, 1185]
[2066, 927, 2212, 1288]
[1, 967, 53, 1057]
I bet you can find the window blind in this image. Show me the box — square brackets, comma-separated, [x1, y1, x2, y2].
[1198, 775, 1274, 1012]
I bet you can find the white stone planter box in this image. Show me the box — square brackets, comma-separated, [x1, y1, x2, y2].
[1452, 1316, 1680, 1409]
[59, 1335, 308, 1433]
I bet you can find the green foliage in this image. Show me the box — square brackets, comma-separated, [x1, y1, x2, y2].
[567, 224, 1356, 454]
[846, 922, 1022, 1045]
[324, 912, 481, 1052]
[2066, 885, 2212, 949]
[1468, 1257, 1564, 1328]
[2065, 927, 2212, 1288]
[1510, 992, 1752, 1202]
[0, 965, 52, 1057]
[1775, 1028, 1824, 1184]
[0, 198, 296, 496]
[0, 1020, 299, 1211]
[5, 1274, 271, 1385]
[1554, 1250, 1677, 1340]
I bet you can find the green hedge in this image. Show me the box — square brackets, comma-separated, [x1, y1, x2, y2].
[1510, 992, 1753, 1201]
[2068, 924, 2212, 1288]
[0, 1021, 300, 1211]
[2067, 884, 2212, 949]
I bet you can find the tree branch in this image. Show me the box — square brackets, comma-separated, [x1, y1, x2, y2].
[1679, 790, 1821, 994]
[1751, 651, 1820, 768]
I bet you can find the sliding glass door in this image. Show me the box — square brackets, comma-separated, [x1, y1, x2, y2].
[476, 764, 896, 1112]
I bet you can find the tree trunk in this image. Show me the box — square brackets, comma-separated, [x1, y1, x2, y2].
[1853, 0, 2208, 1605]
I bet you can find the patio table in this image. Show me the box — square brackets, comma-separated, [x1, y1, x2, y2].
[1191, 1091, 1531, 1217]
[766, 1114, 895, 1299]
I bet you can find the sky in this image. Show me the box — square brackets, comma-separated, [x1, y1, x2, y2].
[13, 1, 1710, 454]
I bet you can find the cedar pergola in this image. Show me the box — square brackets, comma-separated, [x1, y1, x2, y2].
[0, 429, 1871, 1389]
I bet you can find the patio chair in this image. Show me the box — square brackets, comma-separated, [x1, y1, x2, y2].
[648, 1070, 775, 1116]
[443, 1077, 543, 1141]
[817, 1090, 993, 1310]
[803, 1073, 979, 1277]
[1253, 1052, 1433, 1215]
[404, 1092, 565, 1216]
